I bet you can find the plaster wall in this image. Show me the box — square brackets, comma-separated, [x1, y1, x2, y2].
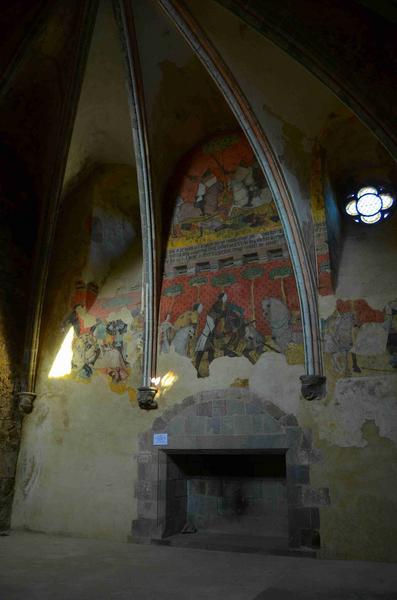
[10, 0, 397, 561]
[301, 195, 397, 561]
[176, 4, 397, 557]
[11, 158, 397, 558]
[12, 165, 150, 541]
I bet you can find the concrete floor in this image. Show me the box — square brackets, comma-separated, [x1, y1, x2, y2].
[0, 532, 397, 600]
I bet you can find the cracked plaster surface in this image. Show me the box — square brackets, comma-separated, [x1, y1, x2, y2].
[312, 375, 397, 448]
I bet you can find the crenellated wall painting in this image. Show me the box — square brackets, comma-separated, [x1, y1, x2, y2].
[158, 132, 329, 377]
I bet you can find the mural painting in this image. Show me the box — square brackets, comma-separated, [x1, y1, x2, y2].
[160, 132, 309, 378]
[163, 131, 395, 384]
[323, 298, 397, 376]
[168, 133, 279, 248]
[159, 266, 304, 378]
[60, 280, 143, 397]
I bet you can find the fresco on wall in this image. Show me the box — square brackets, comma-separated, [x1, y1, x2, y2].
[159, 275, 304, 378]
[160, 132, 306, 378]
[168, 133, 280, 248]
[322, 298, 397, 376]
[60, 280, 143, 397]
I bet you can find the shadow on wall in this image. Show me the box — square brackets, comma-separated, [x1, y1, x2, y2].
[0, 141, 38, 385]
[0, 141, 38, 530]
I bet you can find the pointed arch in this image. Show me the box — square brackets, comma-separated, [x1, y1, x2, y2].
[158, 0, 322, 376]
[114, 1, 159, 400]
[22, 0, 99, 394]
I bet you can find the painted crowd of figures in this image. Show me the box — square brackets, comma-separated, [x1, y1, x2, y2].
[172, 163, 277, 241]
[168, 132, 281, 248]
[159, 294, 302, 378]
[63, 305, 143, 385]
[160, 293, 397, 378]
[160, 132, 304, 377]
[62, 295, 397, 386]
[322, 299, 397, 375]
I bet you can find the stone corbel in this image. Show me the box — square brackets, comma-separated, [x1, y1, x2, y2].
[137, 386, 158, 411]
[300, 375, 326, 401]
[15, 391, 37, 415]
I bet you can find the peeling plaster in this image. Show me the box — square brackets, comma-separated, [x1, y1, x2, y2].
[318, 295, 337, 320]
[157, 350, 302, 416]
[312, 375, 397, 447]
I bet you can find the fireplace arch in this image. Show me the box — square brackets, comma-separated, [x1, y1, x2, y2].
[132, 389, 329, 555]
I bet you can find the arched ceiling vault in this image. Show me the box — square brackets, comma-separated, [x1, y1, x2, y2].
[0, 0, 99, 396]
[0, 0, 53, 97]
[157, 0, 323, 377]
[113, 0, 396, 393]
[214, 0, 397, 160]
[4, 0, 394, 400]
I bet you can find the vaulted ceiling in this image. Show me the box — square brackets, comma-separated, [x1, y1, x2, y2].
[1, 0, 395, 391]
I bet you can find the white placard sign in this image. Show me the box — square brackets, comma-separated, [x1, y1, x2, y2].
[153, 433, 168, 446]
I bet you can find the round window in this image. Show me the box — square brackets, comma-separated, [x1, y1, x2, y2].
[345, 186, 395, 224]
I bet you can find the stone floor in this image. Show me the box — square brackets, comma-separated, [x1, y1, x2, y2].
[155, 531, 316, 557]
[1, 531, 397, 600]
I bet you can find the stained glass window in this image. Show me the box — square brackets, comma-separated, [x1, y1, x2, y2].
[345, 186, 395, 224]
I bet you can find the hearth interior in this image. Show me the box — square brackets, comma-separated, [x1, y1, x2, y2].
[164, 451, 288, 540]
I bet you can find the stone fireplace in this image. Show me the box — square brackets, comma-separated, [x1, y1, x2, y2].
[166, 451, 288, 539]
[133, 389, 330, 556]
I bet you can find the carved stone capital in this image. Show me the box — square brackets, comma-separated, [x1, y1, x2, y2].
[16, 391, 37, 415]
[300, 375, 326, 401]
[137, 387, 158, 410]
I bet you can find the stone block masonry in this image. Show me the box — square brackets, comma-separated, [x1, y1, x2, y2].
[132, 389, 329, 553]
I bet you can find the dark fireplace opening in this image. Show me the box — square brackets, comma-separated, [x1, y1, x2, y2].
[170, 452, 286, 478]
[163, 451, 289, 553]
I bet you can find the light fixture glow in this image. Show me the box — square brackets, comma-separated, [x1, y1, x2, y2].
[160, 371, 177, 388]
[48, 327, 74, 378]
[150, 371, 178, 396]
